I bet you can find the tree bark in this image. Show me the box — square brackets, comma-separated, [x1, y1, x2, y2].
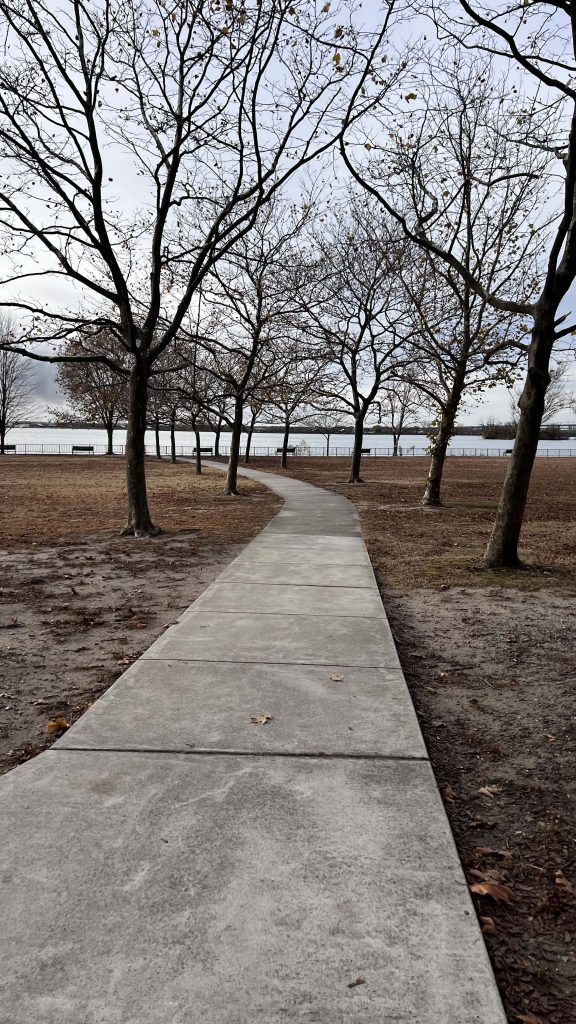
[392, 434, 399, 457]
[214, 417, 222, 458]
[483, 313, 553, 567]
[123, 361, 159, 536]
[0, 423, 5, 455]
[348, 414, 365, 484]
[154, 413, 162, 460]
[280, 417, 291, 468]
[194, 428, 202, 475]
[244, 411, 257, 464]
[224, 396, 243, 495]
[422, 368, 466, 507]
[170, 413, 176, 464]
[106, 421, 114, 456]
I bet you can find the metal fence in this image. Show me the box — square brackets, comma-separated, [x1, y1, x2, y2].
[3, 443, 576, 458]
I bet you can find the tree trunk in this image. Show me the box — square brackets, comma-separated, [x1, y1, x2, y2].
[154, 413, 162, 460]
[422, 396, 462, 507]
[106, 421, 114, 457]
[170, 414, 176, 464]
[392, 434, 399, 457]
[422, 370, 466, 507]
[224, 396, 243, 495]
[483, 314, 553, 567]
[194, 428, 202, 475]
[123, 361, 159, 537]
[280, 417, 290, 468]
[0, 422, 5, 455]
[244, 412, 256, 464]
[348, 414, 365, 484]
[214, 417, 222, 458]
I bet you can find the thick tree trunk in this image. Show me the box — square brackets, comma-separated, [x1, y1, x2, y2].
[483, 314, 553, 567]
[0, 423, 5, 455]
[214, 417, 222, 458]
[194, 428, 202, 475]
[280, 418, 290, 468]
[244, 412, 256, 464]
[392, 434, 399, 457]
[170, 414, 176, 464]
[123, 361, 159, 537]
[224, 396, 243, 495]
[106, 421, 114, 457]
[348, 414, 365, 484]
[154, 414, 162, 460]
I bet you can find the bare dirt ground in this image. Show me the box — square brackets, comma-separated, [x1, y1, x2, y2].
[252, 454, 576, 1024]
[0, 456, 280, 774]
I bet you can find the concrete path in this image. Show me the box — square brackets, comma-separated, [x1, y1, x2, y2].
[0, 466, 506, 1024]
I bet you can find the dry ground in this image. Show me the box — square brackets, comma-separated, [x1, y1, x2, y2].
[251, 455, 576, 1024]
[0, 456, 280, 773]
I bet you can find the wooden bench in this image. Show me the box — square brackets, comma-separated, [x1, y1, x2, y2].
[193, 447, 213, 456]
[276, 446, 296, 455]
[71, 445, 94, 455]
[1, 444, 16, 453]
[505, 449, 513, 455]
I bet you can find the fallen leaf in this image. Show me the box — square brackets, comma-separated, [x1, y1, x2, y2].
[431, 719, 445, 728]
[469, 881, 514, 904]
[479, 785, 502, 799]
[480, 916, 496, 934]
[347, 977, 365, 988]
[555, 870, 575, 896]
[443, 785, 457, 801]
[516, 1012, 544, 1024]
[475, 847, 513, 860]
[329, 673, 344, 682]
[46, 717, 70, 735]
[250, 714, 272, 725]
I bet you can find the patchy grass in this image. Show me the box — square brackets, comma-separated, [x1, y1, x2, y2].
[0, 456, 280, 774]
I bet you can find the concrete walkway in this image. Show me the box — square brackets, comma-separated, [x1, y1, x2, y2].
[0, 466, 506, 1024]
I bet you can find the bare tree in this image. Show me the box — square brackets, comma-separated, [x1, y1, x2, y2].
[378, 381, 425, 456]
[267, 345, 330, 468]
[343, 37, 574, 564]
[54, 333, 128, 455]
[302, 201, 413, 483]
[200, 201, 312, 494]
[0, 315, 36, 453]
[0, 0, 399, 534]
[509, 361, 574, 428]
[302, 402, 351, 457]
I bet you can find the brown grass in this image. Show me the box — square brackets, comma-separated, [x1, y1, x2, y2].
[0, 455, 277, 546]
[251, 455, 576, 588]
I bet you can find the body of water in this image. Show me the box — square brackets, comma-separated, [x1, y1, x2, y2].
[4, 426, 576, 457]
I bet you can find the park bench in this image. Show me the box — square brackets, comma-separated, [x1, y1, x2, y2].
[505, 449, 513, 455]
[71, 445, 94, 455]
[276, 446, 296, 455]
[1, 445, 16, 453]
[193, 447, 213, 456]
[360, 447, 371, 455]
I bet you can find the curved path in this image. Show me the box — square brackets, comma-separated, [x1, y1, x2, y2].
[0, 466, 506, 1024]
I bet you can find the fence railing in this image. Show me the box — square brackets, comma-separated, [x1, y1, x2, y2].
[3, 443, 576, 458]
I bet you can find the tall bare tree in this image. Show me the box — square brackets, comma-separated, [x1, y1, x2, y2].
[302, 201, 413, 482]
[343, 34, 575, 565]
[0, 315, 36, 453]
[0, 0, 399, 534]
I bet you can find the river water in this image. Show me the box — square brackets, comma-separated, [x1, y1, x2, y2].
[5, 426, 576, 457]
